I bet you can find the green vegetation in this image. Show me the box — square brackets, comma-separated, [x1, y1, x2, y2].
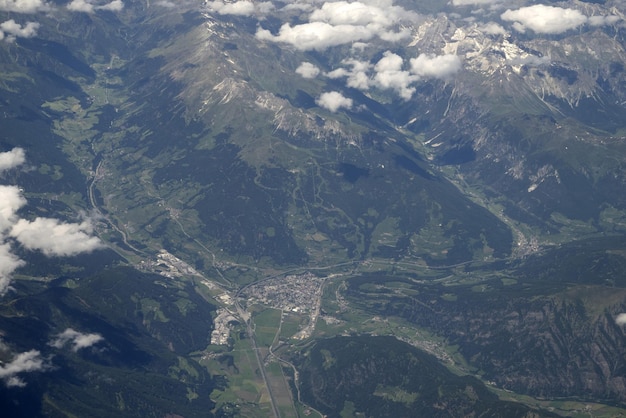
[253, 308, 282, 348]
[1, 1, 626, 417]
[0, 267, 217, 417]
[278, 312, 302, 341]
[202, 329, 269, 415]
[293, 336, 558, 418]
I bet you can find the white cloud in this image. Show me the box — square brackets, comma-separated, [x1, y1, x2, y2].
[501, 5, 587, 34]
[66, 0, 92, 12]
[50, 328, 104, 352]
[67, 0, 124, 13]
[323, 52, 461, 100]
[351, 41, 369, 51]
[346, 71, 370, 90]
[326, 68, 349, 79]
[588, 15, 621, 27]
[295, 62, 320, 79]
[0, 349, 48, 388]
[327, 58, 372, 89]
[0, 242, 25, 296]
[373, 51, 417, 100]
[0, 168, 26, 296]
[280, 2, 314, 13]
[0, 185, 26, 232]
[206, 0, 273, 16]
[309, 0, 411, 28]
[256, 0, 417, 51]
[340, 59, 372, 90]
[0, 148, 104, 296]
[254, 1, 274, 15]
[0, 0, 49, 13]
[0, 183, 26, 296]
[0, 20, 39, 42]
[316, 91, 353, 112]
[0, 330, 102, 388]
[10, 217, 104, 257]
[410, 53, 462, 79]
[0, 147, 25, 174]
[453, 0, 501, 5]
[478, 21, 506, 35]
[97, 0, 122, 11]
[616, 313, 626, 326]
[378, 27, 411, 42]
[257, 21, 374, 51]
[207, 0, 253, 15]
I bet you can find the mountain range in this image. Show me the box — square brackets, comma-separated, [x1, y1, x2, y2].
[1, 0, 626, 416]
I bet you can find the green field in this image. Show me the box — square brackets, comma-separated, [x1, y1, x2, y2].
[253, 308, 282, 348]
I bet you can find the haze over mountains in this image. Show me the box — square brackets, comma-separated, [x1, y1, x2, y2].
[1, 0, 626, 416]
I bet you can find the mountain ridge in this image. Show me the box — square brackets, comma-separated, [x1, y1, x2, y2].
[2, 0, 626, 416]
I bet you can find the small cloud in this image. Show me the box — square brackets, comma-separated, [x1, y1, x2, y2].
[155, 0, 175, 7]
[153, 0, 195, 7]
[66, 0, 93, 12]
[0, 0, 50, 13]
[0, 242, 25, 296]
[616, 313, 626, 326]
[453, 0, 501, 5]
[50, 328, 104, 352]
[316, 91, 353, 113]
[373, 51, 417, 100]
[0, 148, 25, 174]
[0, 20, 39, 42]
[205, 0, 273, 16]
[351, 42, 369, 51]
[10, 217, 104, 257]
[410, 53, 462, 80]
[0, 349, 48, 388]
[326, 67, 349, 79]
[295, 62, 320, 79]
[97, 0, 122, 11]
[256, 21, 374, 51]
[309, 0, 417, 28]
[345, 70, 370, 90]
[588, 15, 621, 27]
[279, 2, 314, 13]
[0, 185, 26, 232]
[323, 52, 461, 100]
[478, 21, 506, 36]
[326, 58, 372, 91]
[206, 0, 253, 15]
[501, 5, 587, 35]
[67, 0, 123, 13]
[342, 59, 372, 90]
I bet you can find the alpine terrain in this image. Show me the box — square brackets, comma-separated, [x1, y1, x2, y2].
[1, 0, 626, 416]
